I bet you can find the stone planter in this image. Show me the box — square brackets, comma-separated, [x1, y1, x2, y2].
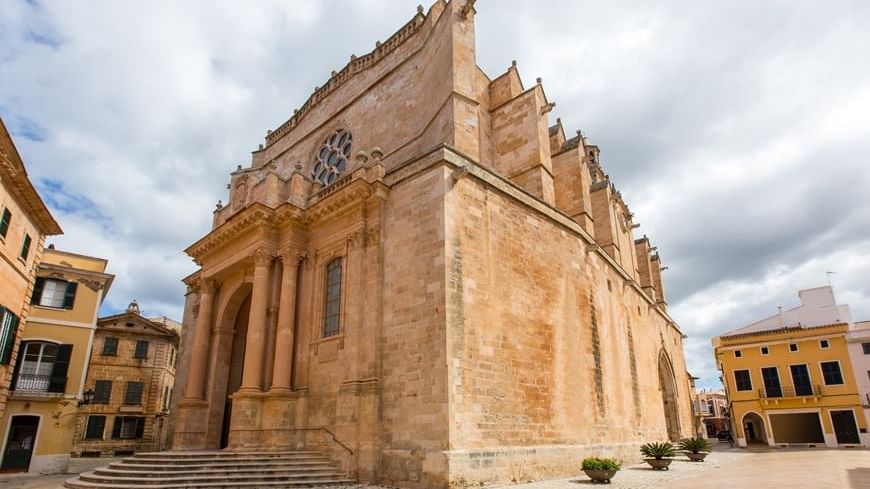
[644, 458, 673, 470]
[583, 469, 618, 483]
[686, 452, 708, 462]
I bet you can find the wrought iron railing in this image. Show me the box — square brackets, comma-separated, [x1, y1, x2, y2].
[13, 374, 52, 392]
[758, 384, 820, 398]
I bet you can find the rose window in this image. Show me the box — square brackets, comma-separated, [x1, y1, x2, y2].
[311, 129, 352, 186]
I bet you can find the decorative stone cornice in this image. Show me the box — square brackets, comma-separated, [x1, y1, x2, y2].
[0, 119, 63, 235]
[185, 203, 274, 263]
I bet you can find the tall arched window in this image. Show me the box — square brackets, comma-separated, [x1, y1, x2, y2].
[322, 258, 342, 337]
[311, 129, 352, 186]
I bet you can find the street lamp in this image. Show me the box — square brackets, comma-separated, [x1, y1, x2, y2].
[78, 388, 95, 406]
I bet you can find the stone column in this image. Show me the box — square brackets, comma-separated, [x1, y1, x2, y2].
[239, 248, 273, 392]
[184, 279, 215, 400]
[270, 250, 304, 392]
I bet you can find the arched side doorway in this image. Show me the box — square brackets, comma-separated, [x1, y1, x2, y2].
[658, 351, 681, 441]
[741, 411, 768, 446]
[204, 282, 251, 449]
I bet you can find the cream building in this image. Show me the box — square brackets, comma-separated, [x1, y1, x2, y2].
[0, 117, 63, 427]
[845, 320, 870, 430]
[170, 2, 694, 487]
[0, 248, 113, 474]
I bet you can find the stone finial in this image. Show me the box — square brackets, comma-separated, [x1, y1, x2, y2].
[556, 117, 562, 125]
[460, 0, 477, 19]
[294, 109, 298, 114]
[355, 151, 370, 167]
[536, 77, 542, 85]
[511, 60, 517, 68]
[417, 4, 424, 14]
[237, 164, 243, 171]
[376, 41, 382, 48]
[226, 184, 231, 190]
[127, 299, 140, 314]
[351, 54, 357, 61]
[331, 70, 337, 77]
[370, 146, 384, 161]
[216, 200, 223, 210]
[258, 144, 264, 150]
[266, 129, 272, 135]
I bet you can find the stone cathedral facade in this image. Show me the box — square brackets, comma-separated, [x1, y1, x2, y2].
[170, 1, 694, 487]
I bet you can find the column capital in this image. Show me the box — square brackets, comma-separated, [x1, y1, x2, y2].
[279, 249, 307, 266]
[191, 277, 216, 295]
[251, 246, 275, 267]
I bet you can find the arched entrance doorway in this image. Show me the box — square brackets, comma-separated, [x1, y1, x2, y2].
[741, 412, 768, 446]
[658, 351, 681, 441]
[210, 284, 251, 449]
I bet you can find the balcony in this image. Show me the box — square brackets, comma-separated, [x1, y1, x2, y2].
[758, 384, 821, 399]
[11, 374, 67, 396]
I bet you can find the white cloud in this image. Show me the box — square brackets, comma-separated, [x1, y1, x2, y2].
[2, 1, 868, 388]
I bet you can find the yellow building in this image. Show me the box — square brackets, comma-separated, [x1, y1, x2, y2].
[713, 287, 869, 448]
[0, 117, 63, 425]
[0, 247, 113, 474]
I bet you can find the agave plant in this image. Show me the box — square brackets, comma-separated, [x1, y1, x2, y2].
[640, 441, 675, 460]
[581, 457, 621, 471]
[678, 437, 712, 454]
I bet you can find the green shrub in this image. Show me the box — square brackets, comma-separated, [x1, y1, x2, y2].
[581, 457, 621, 471]
[640, 441, 675, 459]
[678, 437, 712, 453]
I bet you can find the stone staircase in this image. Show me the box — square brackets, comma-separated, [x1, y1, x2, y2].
[64, 450, 356, 488]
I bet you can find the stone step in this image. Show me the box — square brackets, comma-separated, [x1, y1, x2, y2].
[133, 450, 322, 458]
[96, 466, 340, 477]
[79, 470, 348, 485]
[64, 449, 355, 489]
[64, 477, 357, 489]
[107, 460, 335, 472]
[121, 455, 331, 465]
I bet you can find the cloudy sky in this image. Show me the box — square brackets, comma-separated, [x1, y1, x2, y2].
[2, 0, 868, 388]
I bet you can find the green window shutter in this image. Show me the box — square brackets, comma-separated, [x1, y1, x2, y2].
[124, 381, 143, 405]
[48, 344, 73, 393]
[62, 282, 78, 309]
[9, 340, 25, 390]
[102, 337, 118, 355]
[134, 341, 149, 359]
[111, 417, 122, 439]
[0, 208, 11, 238]
[19, 234, 31, 260]
[0, 312, 19, 365]
[134, 417, 145, 439]
[31, 278, 45, 305]
[94, 380, 112, 404]
[85, 416, 106, 440]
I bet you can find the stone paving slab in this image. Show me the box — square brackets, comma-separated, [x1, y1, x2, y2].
[0, 446, 868, 489]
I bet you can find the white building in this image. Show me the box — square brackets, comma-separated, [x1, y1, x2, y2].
[845, 320, 870, 430]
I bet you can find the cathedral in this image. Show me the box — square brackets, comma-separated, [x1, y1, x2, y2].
[170, 1, 694, 487]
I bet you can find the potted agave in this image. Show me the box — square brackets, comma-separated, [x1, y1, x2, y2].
[640, 441, 675, 470]
[581, 457, 621, 483]
[679, 437, 712, 461]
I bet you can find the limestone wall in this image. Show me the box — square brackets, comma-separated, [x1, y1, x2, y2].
[443, 167, 693, 485]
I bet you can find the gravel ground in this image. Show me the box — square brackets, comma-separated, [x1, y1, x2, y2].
[495, 450, 735, 489]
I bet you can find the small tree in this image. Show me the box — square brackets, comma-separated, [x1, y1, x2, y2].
[640, 441, 675, 460]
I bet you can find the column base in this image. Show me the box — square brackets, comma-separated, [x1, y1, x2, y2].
[261, 390, 302, 448]
[228, 391, 266, 448]
[174, 399, 210, 450]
